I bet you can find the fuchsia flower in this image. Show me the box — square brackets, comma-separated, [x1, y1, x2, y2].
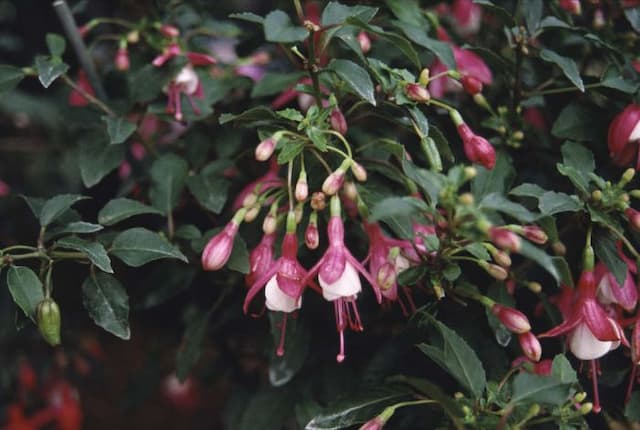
[492, 304, 531, 334]
[330, 108, 348, 135]
[305, 197, 381, 362]
[0, 179, 10, 197]
[114, 47, 130, 71]
[428, 41, 493, 98]
[451, 0, 482, 37]
[594, 261, 638, 312]
[456, 122, 496, 169]
[488, 227, 521, 252]
[357, 31, 371, 54]
[232, 158, 283, 210]
[559, 0, 582, 15]
[68, 71, 95, 107]
[540, 270, 629, 413]
[201, 210, 244, 271]
[245, 233, 276, 287]
[608, 104, 640, 169]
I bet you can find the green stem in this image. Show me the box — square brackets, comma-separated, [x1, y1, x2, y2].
[305, 25, 324, 106]
[1, 245, 38, 254]
[603, 223, 640, 260]
[61, 74, 115, 117]
[525, 83, 603, 97]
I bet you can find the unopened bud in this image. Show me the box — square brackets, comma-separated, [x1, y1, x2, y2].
[519, 331, 542, 362]
[262, 213, 277, 234]
[311, 192, 326, 211]
[630, 190, 640, 199]
[527, 281, 542, 293]
[295, 172, 308, 202]
[343, 181, 358, 201]
[244, 205, 260, 222]
[454, 392, 464, 400]
[591, 190, 603, 202]
[322, 169, 346, 195]
[492, 250, 512, 268]
[159, 24, 180, 38]
[626, 208, 640, 231]
[305, 218, 319, 249]
[580, 402, 594, 415]
[497, 126, 507, 135]
[481, 262, 508, 281]
[464, 166, 477, 179]
[294, 203, 304, 224]
[37, 298, 61, 346]
[127, 30, 140, 44]
[377, 263, 397, 290]
[418, 68, 430, 86]
[552, 241, 566, 256]
[460, 75, 483, 95]
[489, 227, 521, 252]
[522, 225, 548, 245]
[356, 31, 371, 54]
[115, 47, 130, 71]
[593, 9, 605, 29]
[574, 392, 587, 403]
[405, 83, 431, 102]
[492, 304, 531, 333]
[243, 192, 258, 208]
[330, 108, 348, 135]
[255, 136, 276, 161]
[512, 130, 524, 141]
[351, 161, 367, 182]
[458, 192, 474, 205]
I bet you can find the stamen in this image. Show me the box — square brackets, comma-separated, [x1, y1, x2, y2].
[276, 312, 288, 357]
[334, 300, 346, 362]
[590, 360, 602, 413]
[349, 300, 363, 331]
[186, 94, 201, 115]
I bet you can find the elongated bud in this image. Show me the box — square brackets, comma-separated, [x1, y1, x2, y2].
[159, 24, 180, 38]
[37, 298, 61, 346]
[632, 319, 640, 364]
[492, 304, 531, 333]
[527, 281, 542, 294]
[489, 227, 521, 252]
[460, 75, 483, 95]
[242, 192, 258, 208]
[464, 166, 477, 180]
[519, 331, 542, 362]
[480, 261, 508, 280]
[552, 241, 566, 256]
[305, 213, 319, 249]
[330, 108, 348, 135]
[579, 402, 593, 415]
[255, 137, 276, 161]
[351, 161, 367, 182]
[115, 47, 130, 71]
[357, 31, 371, 54]
[377, 263, 397, 290]
[522, 225, 548, 245]
[295, 171, 308, 202]
[592, 9, 605, 29]
[262, 213, 277, 234]
[343, 181, 358, 201]
[418, 68, 430, 86]
[492, 249, 512, 268]
[294, 203, 304, 224]
[127, 30, 140, 44]
[559, 0, 581, 15]
[458, 192, 474, 205]
[244, 205, 260, 222]
[574, 392, 588, 403]
[311, 192, 326, 211]
[322, 168, 346, 195]
[202, 210, 244, 271]
[405, 83, 431, 102]
[457, 123, 496, 170]
[626, 208, 640, 231]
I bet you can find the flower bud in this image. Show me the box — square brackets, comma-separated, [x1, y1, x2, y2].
[492, 249, 512, 268]
[458, 192, 474, 205]
[322, 169, 346, 195]
[492, 304, 531, 333]
[343, 181, 358, 201]
[559, 0, 581, 15]
[519, 331, 542, 362]
[460, 75, 483, 95]
[351, 161, 367, 182]
[262, 213, 277, 234]
[359, 416, 385, 430]
[418, 68, 430, 86]
[294, 203, 304, 224]
[242, 192, 258, 208]
[527, 281, 542, 294]
[552, 241, 566, 256]
[330, 108, 348, 135]
[481, 261, 508, 280]
[127, 30, 140, 44]
[457, 123, 496, 170]
[357, 31, 371, 54]
[305, 217, 319, 249]
[244, 205, 260, 223]
[631, 190, 640, 199]
[522, 225, 548, 245]
[608, 104, 640, 168]
[626, 208, 640, 231]
[295, 171, 308, 202]
[405, 83, 431, 102]
[489, 227, 521, 252]
[37, 298, 61, 346]
[574, 392, 587, 403]
[255, 137, 276, 161]
[311, 192, 326, 211]
[114, 47, 130, 71]
[159, 24, 180, 38]
[202, 215, 242, 271]
[580, 402, 594, 415]
[377, 263, 397, 290]
[464, 166, 477, 180]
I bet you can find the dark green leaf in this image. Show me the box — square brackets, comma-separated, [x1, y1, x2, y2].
[78, 135, 125, 188]
[473, 0, 515, 25]
[176, 309, 212, 380]
[227, 234, 250, 274]
[551, 103, 605, 143]
[402, 157, 443, 204]
[139, 264, 196, 309]
[321, 2, 378, 26]
[400, 25, 456, 70]
[277, 138, 305, 164]
[625, 391, 640, 421]
[186, 174, 230, 214]
[229, 12, 265, 24]
[511, 354, 577, 404]
[82, 273, 130, 339]
[104, 117, 137, 145]
[34, 55, 69, 88]
[46, 33, 66, 57]
[418, 316, 487, 398]
[328, 59, 376, 105]
[601, 66, 640, 94]
[538, 16, 572, 29]
[480, 193, 537, 223]
[510, 183, 546, 199]
[45, 221, 103, 241]
[39, 194, 88, 227]
[464, 243, 491, 260]
[57, 236, 113, 273]
[7, 266, 44, 321]
[149, 154, 189, 214]
[624, 7, 640, 32]
[237, 387, 297, 430]
[593, 230, 627, 286]
[552, 257, 574, 287]
[471, 153, 515, 199]
[539, 49, 584, 92]
[517, 241, 560, 284]
[264, 10, 308, 43]
[0, 65, 25, 95]
[269, 312, 309, 386]
[111, 228, 187, 267]
[369, 196, 428, 222]
[524, 0, 543, 34]
[385, 0, 427, 26]
[98, 198, 163, 226]
[397, 265, 427, 286]
[251, 72, 305, 98]
[538, 191, 583, 215]
[219, 106, 279, 126]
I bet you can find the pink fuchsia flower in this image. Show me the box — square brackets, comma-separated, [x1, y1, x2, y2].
[114, 47, 130, 71]
[245, 233, 276, 287]
[451, 0, 482, 37]
[68, 70, 95, 107]
[559, 0, 582, 15]
[357, 31, 371, 54]
[594, 261, 638, 312]
[491, 304, 531, 334]
[608, 104, 640, 169]
[161, 373, 201, 413]
[455, 121, 496, 169]
[255, 136, 277, 161]
[519, 331, 542, 362]
[330, 108, 348, 135]
[428, 44, 493, 98]
[232, 158, 283, 210]
[305, 197, 381, 362]
[159, 24, 180, 38]
[201, 209, 245, 271]
[163, 65, 204, 121]
[626, 207, 640, 231]
[488, 227, 521, 252]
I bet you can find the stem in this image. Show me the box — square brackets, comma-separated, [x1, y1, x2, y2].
[322, 130, 353, 158]
[524, 83, 603, 98]
[305, 25, 324, 106]
[604, 223, 640, 260]
[53, 0, 108, 101]
[50, 251, 87, 259]
[61, 74, 115, 117]
[1, 245, 38, 254]
[429, 98, 457, 113]
[287, 160, 294, 211]
[308, 147, 333, 174]
[293, 0, 304, 22]
[167, 211, 175, 240]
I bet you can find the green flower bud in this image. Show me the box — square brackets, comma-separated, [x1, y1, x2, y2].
[37, 298, 61, 346]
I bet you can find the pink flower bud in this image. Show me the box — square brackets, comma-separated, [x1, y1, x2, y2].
[244, 205, 260, 223]
[519, 332, 542, 362]
[522, 225, 548, 244]
[351, 162, 367, 182]
[357, 31, 371, 54]
[114, 48, 130, 71]
[608, 104, 640, 168]
[343, 181, 358, 201]
[460, 75, 482, 95]
[242, 192, 258, 208]
[330, 108, 348, 135]
[457, 124, 496, 170]
[593, 9, 605, 29]
[489, 227, 521, 252]
[311, 192, 326, 211]
[130, 142, 146, 160]
[159, 24, 180, 38]
[201, 221, 239, 271]
[405, 83, 431, 102]
[559, 0, 582, 15]
[626, 208, 640, 231]
[78, 24, 90, 38]
[255, 137, 276, 161]
[492, 304, 531, 334]
[322, 169, 346, 195]
[377, 263, 396, 290]
[295, 174, 308, 202]
[262, 213, 277, 234]
[118, 161, 131, 179]
[359, 417, 385, 430]
[305, 221, 319, 250]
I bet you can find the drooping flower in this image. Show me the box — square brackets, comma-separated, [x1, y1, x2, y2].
[451, 0, 482, 37]
[67, 70, 95, 107]
[305, 197, 381, 362]
[245, 233, 276, 287]
[201, 209, 245, 271]
[608, 104, 640, 169]
[455, 122, 496, 169]
[594, 261, 638, 312]
[428, 40, 493, 98]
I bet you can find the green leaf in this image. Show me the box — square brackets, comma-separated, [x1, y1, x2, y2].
[480, 193, 537, 223]
[237, 387, 297, 430]
[624, 7, 640, 32]
[228, 234, 250, 274]
[45, 221, 104, 240]
[269, 312, 309, 387]
[402, 157, 443, 204]
[418, 316, 487, 398]
[369, 196, 428, 222]
[229, 11, 265, 24]
[7, 266, 45, 321]
[264, 10, 308, 43]
[219, 106, 279, 126]
[539, 49, 584, 92]
[328, 59, 376, 105]
[517, 241, 561, 284]
[471, 153, 515, 199]
[149, 154, 189, 215]
[78, 135, 125, 188]
[511, 354, 577, 404]
[176, 309, 212, 380]
[0, 65, 25, 95]
[46, 33, 66, 57]
[111, 228, 187, 267]
[400, 25, 456, 70]
[57, 236, 113, 273]
[551, 103, 606, 143]
[510, 183, 546, 199]
[397, 265, 427, 286]
[34, 55, 69, 88]
[39, 194, 88, 227]
[82, 273, 130, 339]
[524, 0, 543, 34]
[98, 198, 163, 226]
[464, 243, 491, 260]
[321, 2, 378, 26]
[600, 66, 640, 94]
[625, 391, 640, 421]
[385, 0, 427, 26]
[538, 191, 583, 216]
[103, 117, 137, 144]
[251, 72, 305, 98]
[186, 174, 230, 214]
[473, 0, 516, 25]
[593, 230, 627, 286]
[277, 137, 305, 164]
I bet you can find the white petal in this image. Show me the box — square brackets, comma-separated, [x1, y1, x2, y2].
[568, 322, 613, 360]
[320, 262, 362, 301]
[175, 66, 199, 95]
[395, 255, 410, 272]
[265, 276, 301, 313]
[630, 120, 640, 142]
[596, 275, 616, 305]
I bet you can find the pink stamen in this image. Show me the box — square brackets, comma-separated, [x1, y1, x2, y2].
[348, 300, 363, 331]
[591, 360, 602, 413]
[186, 94, 201, 116]
[334, 300, 346, 362]
[626, 364, 637, 404]
[276, 313, 288, 357]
